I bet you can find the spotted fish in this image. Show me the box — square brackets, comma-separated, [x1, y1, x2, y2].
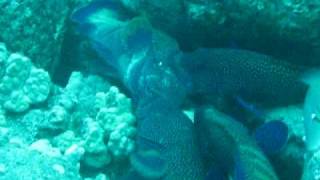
[72, 1, 206, 179]
[180, 48, 308, 107]
[195, 107, 286, 180]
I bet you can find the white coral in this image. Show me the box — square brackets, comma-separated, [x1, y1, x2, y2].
[0, 43, 51, 113]
[24, 68, 51, 103]
[47, 105, 69, 129]
[95, 86, 136, 158]
[107, 123, 136, 158]
[45, 73, 136, 169]
[82, 117, 111, 168]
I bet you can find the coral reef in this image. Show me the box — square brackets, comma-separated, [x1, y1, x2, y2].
[0, 41, 136, 179]
[0, 43, 51, 113]
[303, 151, 320, 180]
[39, 72, 136, 172]
[1, 0, 319, 179]
[0, 140, 82, 179]
[50, 73, 136, 177]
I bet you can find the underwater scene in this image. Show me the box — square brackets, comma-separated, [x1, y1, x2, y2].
[1, 0, 320, 179]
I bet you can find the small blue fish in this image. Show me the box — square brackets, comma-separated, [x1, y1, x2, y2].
[254, 120, 289, 155]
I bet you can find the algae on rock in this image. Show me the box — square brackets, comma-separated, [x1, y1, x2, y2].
[120, 0, 320, 65]
[0, 0, 92, 74]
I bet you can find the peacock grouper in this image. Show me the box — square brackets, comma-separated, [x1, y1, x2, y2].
[180, 48, 308, 107]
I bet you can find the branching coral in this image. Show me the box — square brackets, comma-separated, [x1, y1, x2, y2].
[48, 72, 136, 170]
[0, 43, 51, 113]
[82, 117, 111, 168]
[95, 87, 136, 158]
[0, 70, 136, 178]
[0, 43, 136, 179]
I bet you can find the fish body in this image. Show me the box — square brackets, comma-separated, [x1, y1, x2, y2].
[195, 107, 282, 180]
[72, 2, 292, 179]
[181, 48, 308, 107]
[134, 98, 205, 179]
[72, 0, 153, 79]
[72, 1, 206, 179]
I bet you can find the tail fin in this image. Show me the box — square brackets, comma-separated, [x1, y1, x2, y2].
[71, 0, 131, 23]
[90, 17, 152, 74]
[72, 0, 153, 74]
[71, 0, 129, 69]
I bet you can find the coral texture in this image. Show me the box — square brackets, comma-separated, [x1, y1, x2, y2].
[0, 41, 136, 179]
[0, 0, 92, 74]
[120, 0, 320, 65]
[0, 43, 51, 113]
